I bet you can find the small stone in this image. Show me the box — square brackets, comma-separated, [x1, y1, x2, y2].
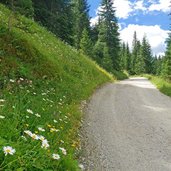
[79, 164, 85, 170]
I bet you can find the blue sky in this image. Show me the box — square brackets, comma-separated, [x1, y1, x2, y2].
[88, 0, 170, 56]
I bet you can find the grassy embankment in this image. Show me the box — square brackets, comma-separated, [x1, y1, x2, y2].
[145, 75, 171, 97]
[0, 4, 118, 170]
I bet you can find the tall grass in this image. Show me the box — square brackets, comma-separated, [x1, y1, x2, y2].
[145, 75, 171, 97]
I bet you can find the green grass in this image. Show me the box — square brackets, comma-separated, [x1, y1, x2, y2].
[145, 75, 171, 97]
[0, 4, 114, 170]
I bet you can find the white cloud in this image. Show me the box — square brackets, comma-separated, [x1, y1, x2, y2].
[149, 0, 170, 12]
[114, 0, 149, 19]
[90, 0, 134, 26]
[91, 0, 149, 22]
[120, 24, 169, 56]
[90, 16, 99, 27]
[114, 0, 133, 19]
[134, 0, 147, 11]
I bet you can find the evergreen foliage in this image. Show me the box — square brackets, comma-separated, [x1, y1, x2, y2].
[32, 0, 73, 44]
[80, 28, 93, 56]
[1, 0, 34, 17]
[128, 32, 154, 75]
[72, 0, 90, 49]
[134, 40, 145, 75]
[162, 34, 171, 79]
[141, 36, 153, 74]
[131, 31, 138, 74]
[120, 42, 126, 70]
[125, 43, 132, 73]
[94, 0, 121, 72]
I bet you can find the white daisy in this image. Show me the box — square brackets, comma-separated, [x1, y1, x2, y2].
[38, 135, 45, 141]
[0, 115, 5, 119]
[35, 113, 41, 118]
[53, 119, 57, 123]
[31, 133, 39, 140]
[24, 130, 32, 136]
[59, 147, 67, 155]
[3, 146, 16, 156]
[60, 140, 64, 144]
[27, 109, 33, 114]
[38, 127, 45, 132]
[52, 154, 60, 160]
[50, 128, 59, 133]
[20, 78, 24, 81]
[9, 79, 15, 83]
[41, 140, 50, 149]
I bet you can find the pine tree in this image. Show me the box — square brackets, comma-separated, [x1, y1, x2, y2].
[93, 22, 108, 65]
[94, 0, 120, 71]
[1, 0, 34, 18]
[16, 0, 34, 18]
[134, 40, 145, 74]
[32, 0, 73, 44]
[102, 46, 113, 71]
[162, 35, 171, 79]
[141, 35, 153, 74]
[90, 23, 100, 45]
[152, 55, 163, 75]
[80, 28, 93, 57]
[120, 42, 126, 70]
[131, 31, 138, 74]
[125, 43, 132, 73]
[72, 0, 90, 49]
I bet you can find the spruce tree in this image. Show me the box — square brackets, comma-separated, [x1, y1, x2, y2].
[152, 55, 163, 75]
[72, 0, 90, 49]
[32, 0, 73, 44]
[134, 40, 145, 74]
[16, 0, 34, 18]
[120, 42, 126, 70]
[94, 0, 120, 71]
[162, 36, 171, 79]
[1, 0, 34, 18]
[80, 28, 93, 57]
[93, 22, 108, 65]
[90, 22, 100, 45]
[141, 35, 153, 74]
[125, 43, 132, 73]
[131, 31, 138, 74]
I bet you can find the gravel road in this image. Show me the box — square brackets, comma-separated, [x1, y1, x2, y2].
[81, 77, 171, 171]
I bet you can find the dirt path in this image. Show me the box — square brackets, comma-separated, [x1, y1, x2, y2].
[81, 77, 171, 171]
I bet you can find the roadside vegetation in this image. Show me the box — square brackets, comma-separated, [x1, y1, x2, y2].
[145, 75, 171, 97]
[0, 4, 115, 170]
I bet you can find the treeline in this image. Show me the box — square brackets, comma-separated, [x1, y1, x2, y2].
[162, 34, 171, 80]
[1, 0, 121, 74]
[1, 0, 170, 79]
[120, 31, 171, 79]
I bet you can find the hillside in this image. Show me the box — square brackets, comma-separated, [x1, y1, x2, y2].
[0, 4, 114, 170]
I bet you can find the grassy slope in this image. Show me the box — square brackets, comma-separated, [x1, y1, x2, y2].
[0, 4, 114, 170]
[145, 75, 171, 97]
